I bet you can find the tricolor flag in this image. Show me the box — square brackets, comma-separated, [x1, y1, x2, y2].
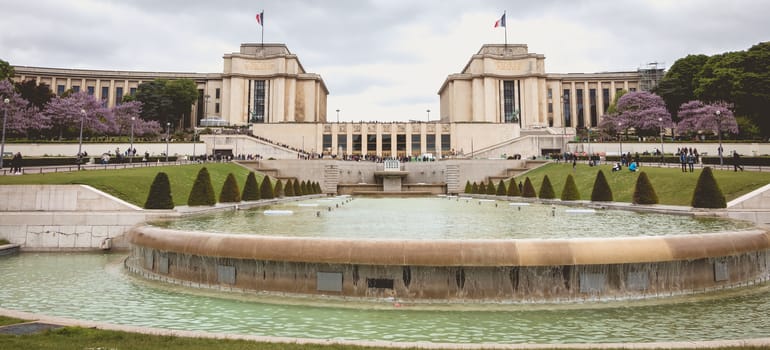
[494, 13, 506, 28]
[256, 11, 264, 26]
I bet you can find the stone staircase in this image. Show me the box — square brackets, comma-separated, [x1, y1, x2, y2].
[323, 164, 340, 194]
[445, 165, 460, 194]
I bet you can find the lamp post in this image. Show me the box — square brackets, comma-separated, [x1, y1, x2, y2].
[716, 110, 723, 166]
[336, 109, 340, 123]
[78, 109, 86, 170]
[658, 117, 664, 164]
[618, 122, 623, 159]
[427, 109, 430, 122]
[165, 122, 170, 162]
[561, 93, 567, 153]
[0, 98, 9, 171]
[129, 116, 135, 163]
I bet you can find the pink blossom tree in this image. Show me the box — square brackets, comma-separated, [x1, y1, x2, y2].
[112, 100, 161, 138]
[615, 91, 673, 134]
[43, 92, 114, 140]
[0, 80, 48, 137]
[676, 100, 738, 136]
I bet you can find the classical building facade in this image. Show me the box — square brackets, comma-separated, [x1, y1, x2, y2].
[11, 43, 656, 158]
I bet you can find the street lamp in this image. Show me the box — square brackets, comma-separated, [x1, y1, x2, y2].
[78, 109, 86, 170]
[336, 109, 340, 123]
[427, 109, 430, 122]
[165, 122, 171, 162]
[618, 122, 623, 160]
[0, 98, 9, 171]
[716, 110, 723, 166]
[129, 116, 135, 163]
[658, 117, 664, 163]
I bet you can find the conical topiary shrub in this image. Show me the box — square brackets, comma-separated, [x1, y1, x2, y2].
[260, 176, 274, 199]
[471, 182, 479, 194]
[560, 174, 580, 201]
[294, 180, 308, 196]
[464, 181, 472, 194]
[314, 182, 322, 194]
[496, 180, 507, 196]
[486, 180, 496, 195]
[144, 172, 174, 209]
[590, 170, 613, 202]
[522, 177, 537, 198]
[187, 167, 216, 206]
[284, 179, 296, 197]
[633, 171, 659, 205]
[302, 180, 310, 195]
[274, 179, 284, 198]
[691, 167, 726, 208]
[219, 173, 241, 203]
[538, 175, 555, 199]
[507, 178, 521, 196]
[242, 172, 260, 201]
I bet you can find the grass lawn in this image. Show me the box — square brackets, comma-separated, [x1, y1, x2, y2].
[0, 316, 25, 327]
[508, 163, 770, 206]
[0, 163, 261, 207]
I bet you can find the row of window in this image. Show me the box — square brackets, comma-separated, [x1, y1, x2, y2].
[559, 87, 636, 128]
[322, 134, 450, 154]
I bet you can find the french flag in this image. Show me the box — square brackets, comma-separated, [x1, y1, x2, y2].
[256, 11, 264, 26]
[494, 13, 506, 28]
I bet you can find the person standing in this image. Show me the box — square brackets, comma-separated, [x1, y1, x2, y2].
[11, 152, 22, 174]
[679, 150, 687, 173]
[687, 151, 695, 172]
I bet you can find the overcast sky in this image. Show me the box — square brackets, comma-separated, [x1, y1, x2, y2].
[1, 0, 768, 122]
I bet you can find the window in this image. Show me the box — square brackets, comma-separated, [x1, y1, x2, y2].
[411, 134, 421, 155]
[322, 134, 332, 151]
[629, 87, 637, 92]
[396, 134, 406, 152]
[129, 87, 137, 96]
[57, 85, 65, 95]
[381, 134, 391, 153]
[576, 89, 584, 128]
[215, 103, 220, 114]
[215, 88, 221, 99]
[602, 88, 610, 114]
[503, 80, 516, 123]
[116, 87, 124, 104]
[367, 135, 376, 152]
[72, 85, 80, 93]
[352, 134, 362, 153]
[337, 134, 347, 153]
[426, 134, 436, 152]
[589, 88, 597, 127]
[251, 80, 266, 123]
[563, 89, 571, 127]
[441, 134, 451, 152]
[101, 86, 109, 101]
[366, 278, 394, 289]
[87, 86, 95, 95]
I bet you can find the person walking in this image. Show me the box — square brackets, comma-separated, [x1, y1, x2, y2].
[733, 151, 744, 172]
[11, 152, 22, 174]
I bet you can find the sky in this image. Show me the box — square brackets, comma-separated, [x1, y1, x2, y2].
[1, 0, 769, 122]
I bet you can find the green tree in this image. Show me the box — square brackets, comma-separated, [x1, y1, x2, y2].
[284, 179, 295, 197]
[464, 180, 472, 193]
[496, 180, 507, 196]
[15, 80, 54, 109]
[486, 180, 496, 195]
[274, 179, 284, 198]
[219, 173, 241, 203]
[135, 78, 198, 128]
[605, 89, 628, 116]
[301, 180, 308, 195]
[522, 177, 537, 198]
[538, 175, 555, 199]
[260, 176, 274, 199]
[507, 178, 521, 196]
[632, 171, 659, 205]
[144, 172, 174, 209]
[242, 172, 260, 201]
[656, 54, 709, 120]
[560, 174, 580, 201]
[590, 170, 613, 202]
[0, 58, 14, 81]
[187, 167, 216, 206]
[691, 167, 726, 208]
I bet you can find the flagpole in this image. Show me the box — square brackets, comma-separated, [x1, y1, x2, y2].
[261, 10, 264, 47]
[504, 10, 507, 47]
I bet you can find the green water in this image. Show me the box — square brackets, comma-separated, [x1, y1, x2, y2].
[1, 252, 770, 344]
[155, 197, 752, 239]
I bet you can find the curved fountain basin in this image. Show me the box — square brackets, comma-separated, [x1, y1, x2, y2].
[127, 223, 770, 302]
